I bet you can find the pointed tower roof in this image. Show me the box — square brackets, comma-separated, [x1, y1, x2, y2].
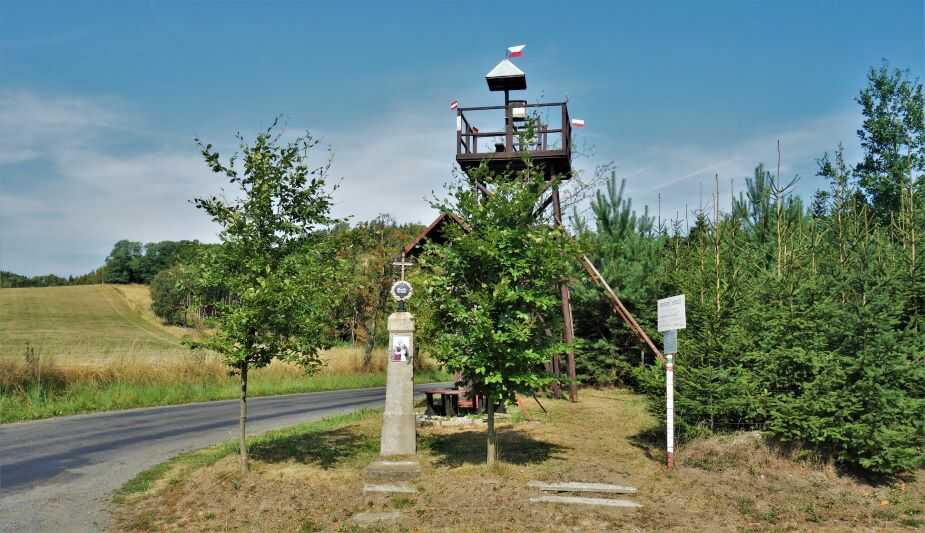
[485, 59, 527, 91]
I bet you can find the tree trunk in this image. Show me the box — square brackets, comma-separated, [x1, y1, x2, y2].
[239, 363, 249, 475]
[362, 318, 376, 370]
[486, 395, 497, 465]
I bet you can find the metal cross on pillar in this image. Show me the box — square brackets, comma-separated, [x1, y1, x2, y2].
[392, 252, 414, 281]
[391, 252, 415, 312]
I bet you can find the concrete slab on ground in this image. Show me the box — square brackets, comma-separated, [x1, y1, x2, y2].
[366, 458, 421, 481]
[529, 495, 642, 508]
[528, 480, 638, 494]
[363, 482, 417, 494]
[352, 511, 402, 526]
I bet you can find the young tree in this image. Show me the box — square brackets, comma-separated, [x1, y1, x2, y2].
[855, 63, 925, 221]
[571, 174, 666, 377]
[192, 124, 344, 474]
[422, 162, 578, 464]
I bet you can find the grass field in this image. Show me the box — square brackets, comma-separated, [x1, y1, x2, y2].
[0, 284, 190, 363]
[0, 284, 449, 423]
[112, 389, 924, 532]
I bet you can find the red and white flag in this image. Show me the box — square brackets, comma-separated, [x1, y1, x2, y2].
[571, 118, 585, 128]
[449, 99, 459, 110]
[507, 44, 525, 58]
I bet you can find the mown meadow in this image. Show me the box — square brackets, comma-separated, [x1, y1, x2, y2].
[0, 284, 447, 423]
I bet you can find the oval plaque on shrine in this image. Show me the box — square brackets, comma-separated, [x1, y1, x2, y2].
[390, 280, 413, 302]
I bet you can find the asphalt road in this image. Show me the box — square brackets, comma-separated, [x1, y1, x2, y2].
[0, 384, 443, 533]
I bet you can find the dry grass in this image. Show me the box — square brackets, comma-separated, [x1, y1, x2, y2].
[113, 284, 194, 340]
[0, 344, 445, 423]
[0, 346, 427, 392]
[111, 388, 925, 532]
[0, 283, 420, 374]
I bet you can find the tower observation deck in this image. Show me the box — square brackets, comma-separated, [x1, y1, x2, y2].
[455, 58, 572, 179]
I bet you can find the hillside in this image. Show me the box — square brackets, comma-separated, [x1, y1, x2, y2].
[0, 284, 191, 364]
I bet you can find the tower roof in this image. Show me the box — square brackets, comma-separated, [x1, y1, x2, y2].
[486, 59, 527, 91]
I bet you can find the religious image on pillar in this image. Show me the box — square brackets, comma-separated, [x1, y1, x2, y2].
[391, 335, 411, 363]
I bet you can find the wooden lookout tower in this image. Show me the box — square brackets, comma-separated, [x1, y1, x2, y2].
[455, 58, 573, 180]
[454, 55, 580, 401]
[395, 50, 678, 465]
[406, 53, 664, 405]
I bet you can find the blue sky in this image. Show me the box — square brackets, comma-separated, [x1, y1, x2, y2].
[1, 1, 922, 275]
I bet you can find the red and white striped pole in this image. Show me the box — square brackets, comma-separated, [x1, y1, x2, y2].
[657, 295, 685, 471]
[666, 351, 675, 469]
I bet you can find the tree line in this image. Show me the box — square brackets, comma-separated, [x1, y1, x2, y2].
[145, 217, 422, 352]
[1, 240, 207, 288]
[1, 220, 423, 362]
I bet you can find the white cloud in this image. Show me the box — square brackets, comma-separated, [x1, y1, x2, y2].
[0, 90, 130, 163]
[0, 90, 217, 275]
[0, 91, 458, 276]
[570, 110, 862, 224]
[323, 106, 453, 226]
[0, 87, 864, 276]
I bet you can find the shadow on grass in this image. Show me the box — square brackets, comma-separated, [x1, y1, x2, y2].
[425, 428, 568, 467]
[627, 424, 665, 464]
[248, 427, 377, 469]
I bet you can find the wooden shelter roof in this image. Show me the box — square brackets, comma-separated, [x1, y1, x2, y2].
[402, 212, 466, 258]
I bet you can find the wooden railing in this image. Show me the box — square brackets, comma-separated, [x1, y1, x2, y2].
[456, 101, 571, 158]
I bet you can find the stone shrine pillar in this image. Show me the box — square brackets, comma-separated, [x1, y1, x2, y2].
[379, 279, 416, 456]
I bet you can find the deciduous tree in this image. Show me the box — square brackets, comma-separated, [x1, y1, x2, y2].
[422, 162, 578, 464]
[192, 124, 344, 474]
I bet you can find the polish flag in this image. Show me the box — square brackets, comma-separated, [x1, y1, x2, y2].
[450, 99, 459, 110]
[571, 118, 585, 128]
[507, 44, 526, 58]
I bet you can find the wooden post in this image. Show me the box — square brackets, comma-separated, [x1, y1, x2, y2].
[552, 186, 578, 402]
[456, 108, 462, 154]
[579, 255, 664, 361]
[551, 352, 562, 399]
[561, 104, 570, 154]
[504, 90, 513, 153]
[486, 394, 497, 465]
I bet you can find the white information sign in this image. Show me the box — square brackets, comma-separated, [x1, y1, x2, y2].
[657, 294, 686, 332]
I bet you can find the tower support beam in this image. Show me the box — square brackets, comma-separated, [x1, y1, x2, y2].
[552, 186, 578, 402]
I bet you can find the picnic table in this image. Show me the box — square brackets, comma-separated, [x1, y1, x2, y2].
[422, 387, 474, 417]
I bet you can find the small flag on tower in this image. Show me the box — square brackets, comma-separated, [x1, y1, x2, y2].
[450, 99, 459, 110]
[507, 44, 526, 58]
[571, 118, 585, 128]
